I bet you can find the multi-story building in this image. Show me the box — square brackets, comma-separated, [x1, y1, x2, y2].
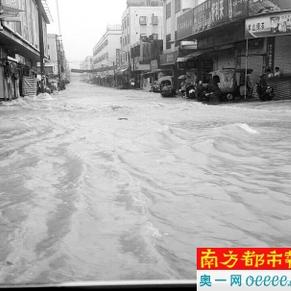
[176, 0, 291, 99]
[117, 0, 163, 87]
[92, 25, 121, 85]
[46, 34, 59, 75]
[160, 0, 200, 82]
[93, 25, 122, 70]
[0, 0, 50, 98]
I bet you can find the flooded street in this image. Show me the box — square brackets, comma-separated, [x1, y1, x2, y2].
[1, 76, 291, 284]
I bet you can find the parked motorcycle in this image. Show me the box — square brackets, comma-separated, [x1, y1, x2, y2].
[158, 76, 176, 97]
[257, 75, 274, 101]
[185, 84, 196, 99]
[150, 81, 160, 93]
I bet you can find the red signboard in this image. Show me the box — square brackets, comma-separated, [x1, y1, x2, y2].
[197, 248, 291, 270]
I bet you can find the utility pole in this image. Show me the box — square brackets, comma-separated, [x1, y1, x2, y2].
[37, 0, 45, 93]
[56, 0, 64, 89]
[56, 0, 62, 36]
[0, 0, 3, 31]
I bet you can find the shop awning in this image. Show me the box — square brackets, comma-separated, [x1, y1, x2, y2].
[143, 69, 164, 77]
[178, 49, 212, 62]
[177, 57, 188, 63]
[116, 67, 129, 75]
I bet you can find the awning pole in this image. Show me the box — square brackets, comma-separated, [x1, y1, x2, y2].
[245, 37, 249, 100]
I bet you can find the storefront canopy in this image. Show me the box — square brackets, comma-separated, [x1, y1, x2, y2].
[116, 67, 129, 75]
[179, 49, 213, 62]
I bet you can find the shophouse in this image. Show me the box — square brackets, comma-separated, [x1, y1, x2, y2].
[0, 0, 50, 98]
[117, 0, 163, 87]
[177, 0, 291, 98]
[160, 0, 200, 86]
[92, 25, 122, 86]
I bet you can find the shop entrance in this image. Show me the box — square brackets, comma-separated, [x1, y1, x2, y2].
[197, 57, 213, 83]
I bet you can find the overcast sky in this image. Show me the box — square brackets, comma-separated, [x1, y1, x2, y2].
[47, 0, 126, 67]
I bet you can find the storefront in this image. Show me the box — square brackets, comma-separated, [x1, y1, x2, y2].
[159, 51, 179, 88]
[116, 66, 130, 89]
[245, 10, 291, 99]
[175, 0, 291, 100]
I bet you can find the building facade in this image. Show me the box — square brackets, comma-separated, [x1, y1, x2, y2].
[46, 33, 58, 75]
[117, 0, 163, 87]
[0, 0, 50, 98]
[176, 0, 291, 99]
[92, 25, 122, 85]
[159, 0, 200, 86]
[93, 25, 122, 70]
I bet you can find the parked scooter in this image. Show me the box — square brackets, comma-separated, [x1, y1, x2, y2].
[185, 84, 196, 99]
[257, 74, 274, 101]
[130, 79, 136, 89]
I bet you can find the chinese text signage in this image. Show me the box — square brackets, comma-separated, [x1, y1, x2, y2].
[177, 0, 291, 39]
[246, 11, 291, 39]
[197, 248, 291, 290]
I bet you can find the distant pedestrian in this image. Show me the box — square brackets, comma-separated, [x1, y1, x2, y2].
[274, 67, 281, 77]
[266, 68, 274, 79]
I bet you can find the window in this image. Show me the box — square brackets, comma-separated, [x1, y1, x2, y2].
[15, 22, 22, 35]
[175, 0, 181, 13]
[152, 33, 159, 40]
[166, 2, 171, 19]
[139, 16, 147, 25]
[152, 14, 159, 25]
[175, 31, 179, 47]
[140, 34, 147, 41]
[166, 33, 171, 49]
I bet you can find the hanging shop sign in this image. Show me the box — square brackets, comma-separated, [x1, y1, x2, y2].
[246, 11, 291, 39]
[150, 59, 158, 71]
[159, 51, 178, 66]
[116, 49, 121, 69]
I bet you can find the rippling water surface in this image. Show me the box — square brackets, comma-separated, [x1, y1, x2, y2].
[1, 76, 291, 284]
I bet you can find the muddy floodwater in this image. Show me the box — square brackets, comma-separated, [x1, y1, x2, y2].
[1, 76, 291, 284]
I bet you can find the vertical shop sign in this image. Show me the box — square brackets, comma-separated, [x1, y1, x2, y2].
[266, 37, 275, 71]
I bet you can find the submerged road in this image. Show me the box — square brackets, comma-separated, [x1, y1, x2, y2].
[0, 76, 291, 284]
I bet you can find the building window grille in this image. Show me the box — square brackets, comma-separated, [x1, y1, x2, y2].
[166, 2, 171, 19]
[175, 31, 179, 47]
[139, 16, 147, 25]
[152, 33, 159, 40]
[152, 14, 159, 25]
[175, 0, 181, 13]
[166, 34, 171, 49]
